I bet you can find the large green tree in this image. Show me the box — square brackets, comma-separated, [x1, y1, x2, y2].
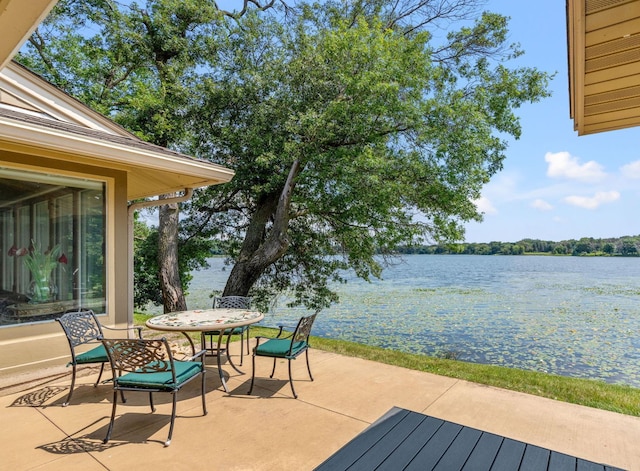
[182, 1, 552, 310]
[18, 0, 276, 312]
[19, 0, 552, 313]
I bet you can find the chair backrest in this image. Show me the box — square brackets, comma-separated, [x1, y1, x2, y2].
[213, 295, 252, 309]
[57, 309, 104, 348]
[292, 312, 318, 346]
[101, 338, 175, 376]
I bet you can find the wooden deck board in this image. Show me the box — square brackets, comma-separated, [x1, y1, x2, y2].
[375, 415, 443, 471]
[462, 432, 504, 471]
[314, 407, 626, 471]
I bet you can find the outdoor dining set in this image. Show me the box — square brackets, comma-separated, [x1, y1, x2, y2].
[56, 297, 318, 447]
[51, 300, 626, 470]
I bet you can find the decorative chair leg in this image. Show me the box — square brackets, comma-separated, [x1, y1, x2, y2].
[201, 371, 207, 415]
[94, 363, 105, 387]
[288, 360, 297, 399]
[63, 364, 77, 407]
[306, 349, 313, 381]
[165, 394, 178, 447]
[148, 392, 156, 412]
[104, 390, 118, 444]
[248, 354, 256, 395]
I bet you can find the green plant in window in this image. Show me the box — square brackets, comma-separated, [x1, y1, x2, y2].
[22, 240, 62, 303]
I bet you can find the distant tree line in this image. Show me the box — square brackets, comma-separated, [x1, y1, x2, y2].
[398, 236, 640, 256]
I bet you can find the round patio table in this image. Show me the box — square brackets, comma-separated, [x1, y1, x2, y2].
[146, 308, 264, 392]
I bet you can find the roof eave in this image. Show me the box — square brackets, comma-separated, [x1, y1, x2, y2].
[0, 116, 234, 199]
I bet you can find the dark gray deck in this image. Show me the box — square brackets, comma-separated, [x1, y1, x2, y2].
[315, 407, 625, 471]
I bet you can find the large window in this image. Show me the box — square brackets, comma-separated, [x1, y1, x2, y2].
[0, 167, 106, 326]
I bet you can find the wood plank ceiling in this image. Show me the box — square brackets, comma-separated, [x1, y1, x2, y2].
[567, 0, 640, 135]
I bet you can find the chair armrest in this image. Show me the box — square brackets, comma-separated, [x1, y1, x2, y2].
[101, 324, 144, 339]
[182, 349, 207, 363]
[275, 325, 296, 339]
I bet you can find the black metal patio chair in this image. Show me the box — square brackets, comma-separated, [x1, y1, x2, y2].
[56, 309, 142, 406]
[248, 312, 318, 399]
[100, 337, 207, 447]
[201, 295, 252, 365]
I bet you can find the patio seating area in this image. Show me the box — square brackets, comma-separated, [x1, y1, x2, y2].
[1, 342, 639, 470]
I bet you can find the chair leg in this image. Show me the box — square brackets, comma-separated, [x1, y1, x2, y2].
[94, 363, 105, 387]
[305, 349, 313, 381]
[248, 353, 256, 395]
[202, 332, 216, 356]
[201, 370, 207, 415]
[270, 358, 277, 378]
[149, 392, 156, 413]
[288, 360, 298, 399]
[104, 390, 119, 444]
[165, 393, 177, 447]
[239, 330, 244, 366]
[200, 333, 207, 354]
[62, 364, 77, 407]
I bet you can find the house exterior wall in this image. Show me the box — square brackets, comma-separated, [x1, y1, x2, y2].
[0, 151, 129, 383]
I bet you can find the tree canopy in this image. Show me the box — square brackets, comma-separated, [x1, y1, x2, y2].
[407, 235, 640, 256]
[18, 0, 553, 312]
[182, 2, 552, 310]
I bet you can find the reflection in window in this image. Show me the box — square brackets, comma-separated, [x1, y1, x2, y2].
[0, 167, 106, 325]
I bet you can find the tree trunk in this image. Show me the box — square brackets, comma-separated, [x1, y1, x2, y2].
[223, 159, 302, 296]
[158, 193, 187, 313]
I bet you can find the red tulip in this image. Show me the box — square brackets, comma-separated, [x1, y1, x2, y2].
[7, 245, 16, 256]
[58, 253, 68, 264]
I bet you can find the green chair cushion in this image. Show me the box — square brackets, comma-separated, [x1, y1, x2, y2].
[203, 326, 248, 336]
[116, 361, 203, 390]
[255, 338, 308, 358]
[73, 344, 108, 365]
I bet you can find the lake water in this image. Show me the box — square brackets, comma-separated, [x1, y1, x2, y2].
[183, 255, 640, 388]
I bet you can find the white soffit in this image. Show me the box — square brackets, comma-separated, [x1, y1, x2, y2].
[0, 0, 59, 70]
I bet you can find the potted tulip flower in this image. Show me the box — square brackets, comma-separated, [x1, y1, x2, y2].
[22, 240, 62, 304]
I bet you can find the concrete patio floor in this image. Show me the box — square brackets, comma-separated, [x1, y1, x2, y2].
[1, 344, 640, 470]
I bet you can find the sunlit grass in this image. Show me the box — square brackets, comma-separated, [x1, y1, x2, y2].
[135, 312, 640, 417]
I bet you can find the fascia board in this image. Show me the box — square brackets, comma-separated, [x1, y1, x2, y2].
[0, 116, 234, 185]
[2, 62, 134, 136]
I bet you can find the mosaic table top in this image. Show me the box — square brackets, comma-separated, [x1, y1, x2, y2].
[146, 308, 264, 332]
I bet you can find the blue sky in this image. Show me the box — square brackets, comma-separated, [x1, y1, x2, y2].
[462, 0, 640, 243]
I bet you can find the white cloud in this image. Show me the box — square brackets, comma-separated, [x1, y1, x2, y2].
[545, 151, 606, 182]
[531, 199, 553, 211]
[563, 191, 620, 209]
[474, 196, 497, 215]
[620, 160, 640, 179]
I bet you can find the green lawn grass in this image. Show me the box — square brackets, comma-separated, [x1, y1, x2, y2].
[135, 312, 640, 417]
